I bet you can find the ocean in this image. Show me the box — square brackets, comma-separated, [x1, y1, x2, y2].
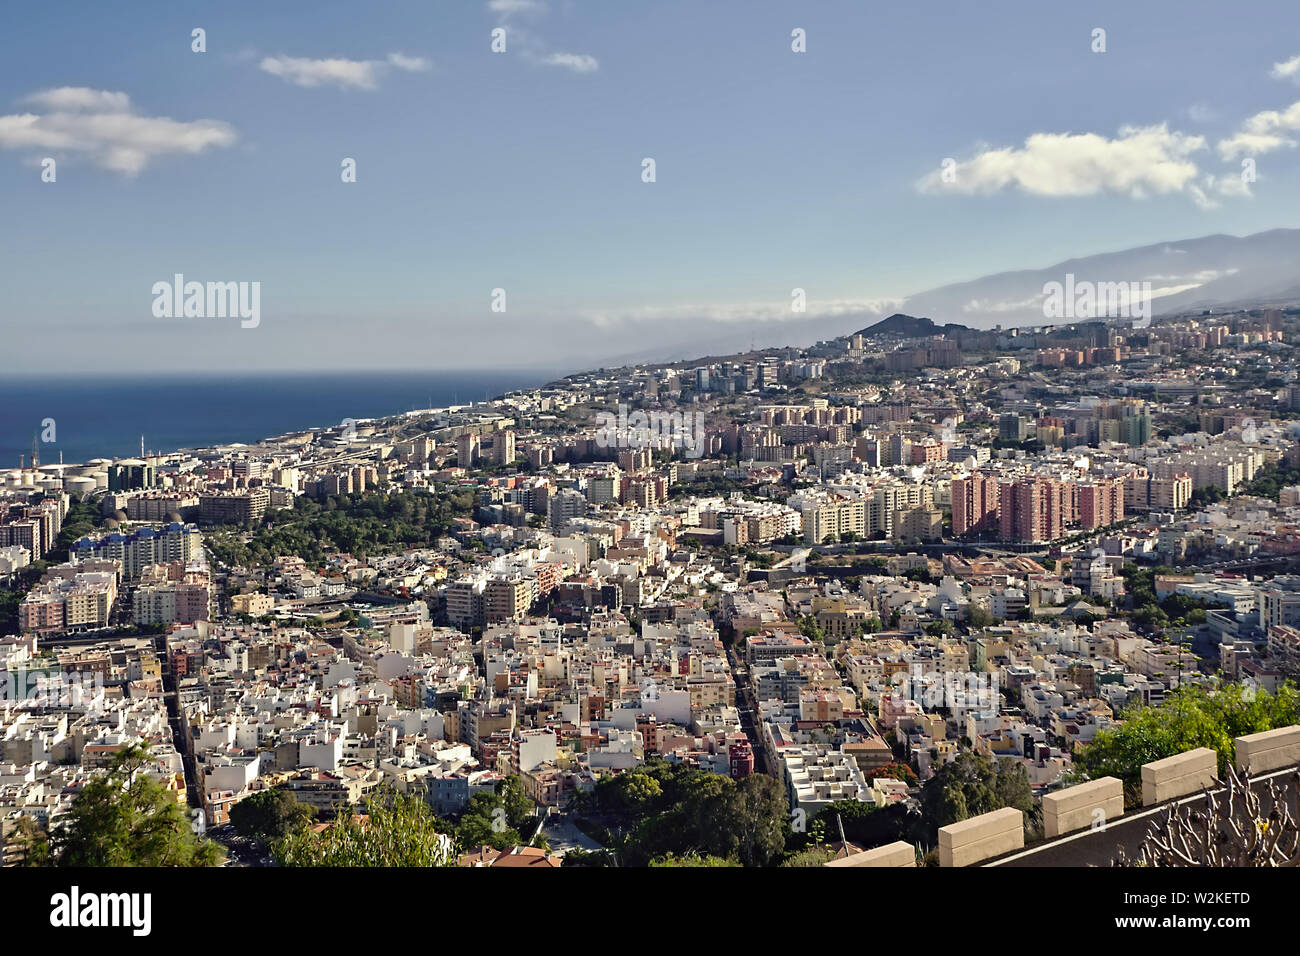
[0, 369, 563, 466]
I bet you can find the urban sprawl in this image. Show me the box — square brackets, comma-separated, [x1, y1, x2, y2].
[4, 309, 1300, 868]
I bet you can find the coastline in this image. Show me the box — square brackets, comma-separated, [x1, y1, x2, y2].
[1, 368, 566, 470]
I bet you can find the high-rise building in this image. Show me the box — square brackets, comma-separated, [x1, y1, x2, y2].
[998, 414, 1032, 442]
[70, 522, 203, 578]
[952, 473, 1000, 537]
[198, 489, 269, 526]
[133, 565, 211, 625]
[495, 430, 516, 466]
[484, 575, 536, 623]
[1077, 478, 1124, 529]
[457, 433, 481, 469]
[999, 478, 1070, 543]
[108, 459, 156, 492]
[547, 488, 587, 529]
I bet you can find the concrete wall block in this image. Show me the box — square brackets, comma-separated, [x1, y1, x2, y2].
[825, 841, 915, 867]
[1234, 726, 1300, 774]
[1042, 776, 1123, 838]
[939, 807, 1024, 867]
[1141, 748, 1218, 806]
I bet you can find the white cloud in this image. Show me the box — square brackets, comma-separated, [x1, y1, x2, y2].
[918, 124, 1207, 200]
[1272, 54, 1300, 81]
[488, 1, 598, 75]
[24, 87, 132, 112]
[1218, 100, 1300, 158]
[961, 295, 1044, 314]
[1192, 174, 1253, 207]
[488, 0, 547, 15]
[577, 297, 901, 328]
[1147, 282, 1208, 300]
[386, 52, 432, 73]
[0, 88, 235, 175]
[260, 55, 380, 90]
[540, 52, 599, 73]
[260, 52, 431, 90]
[1143, 268, 1235, 283]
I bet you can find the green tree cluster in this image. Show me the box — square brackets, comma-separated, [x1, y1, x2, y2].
[921, 751, 1035, 833]
[1239, 464, 1300, 501]
[20, 745, 223, 867]
[274, 791, 455, 867]
[648, 852, 740, 867]
[207, 488, 476, 565]
[1076, 682, 1300, 796]
[229, 788, 315, 845]
[455, 776, 535, 849]
[581, 762, 788, 866]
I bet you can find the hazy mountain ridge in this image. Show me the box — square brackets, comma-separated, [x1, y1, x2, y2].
[902, 228, 1300, 328]
[588, 228, 1300, 368]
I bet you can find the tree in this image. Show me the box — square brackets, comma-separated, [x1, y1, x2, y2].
[780, 846, 835, 867]
[586, 760, 789, 866]
[9, 816, 52, 866]
[726, 774, 788, 867]
[36, 744, 223, 867]
[560, 847, 616, 867]
[921, 752, 1034, 833]
[608, 771, 663, 815]
[1239, 463, 1300, 502]
[648, 852, 740, 867]
[229, 788, 315, 845]
[457, 791, 523, 849]
[797, 615, 826, 643]
[498, 775, 536, 831]
[274, 791, 455, 866]
[1077, 683, 1300, 798]
[872, 762, 920, 786]
[1132, 604, 1169, 633]
[1189, 484, 1225, 508]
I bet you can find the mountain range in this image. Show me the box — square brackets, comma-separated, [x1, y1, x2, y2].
[593, 227, 1300, 366]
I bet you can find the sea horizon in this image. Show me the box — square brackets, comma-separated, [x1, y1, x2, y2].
[0, 368, 566, 468]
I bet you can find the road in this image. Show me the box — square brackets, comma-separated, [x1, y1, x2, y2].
[725, 645, 768, 775]
[537, 810, 605, 856]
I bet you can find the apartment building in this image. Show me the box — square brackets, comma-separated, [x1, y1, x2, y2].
[133, 565, 212, 626]
[70, 522, 202, 578]
[952, 472, 1000, 537]
[198, 489, 269, 525]
[19, 568, 118, 634]
[1077, 478, 1124, 530]
[798, 494, 865, 545]
[999, 478, 1072, 543]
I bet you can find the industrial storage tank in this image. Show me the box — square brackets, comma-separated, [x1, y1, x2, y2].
[64, 476, 98, 497]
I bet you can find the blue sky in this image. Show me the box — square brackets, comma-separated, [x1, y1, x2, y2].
[3, 0, 1300, 373]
